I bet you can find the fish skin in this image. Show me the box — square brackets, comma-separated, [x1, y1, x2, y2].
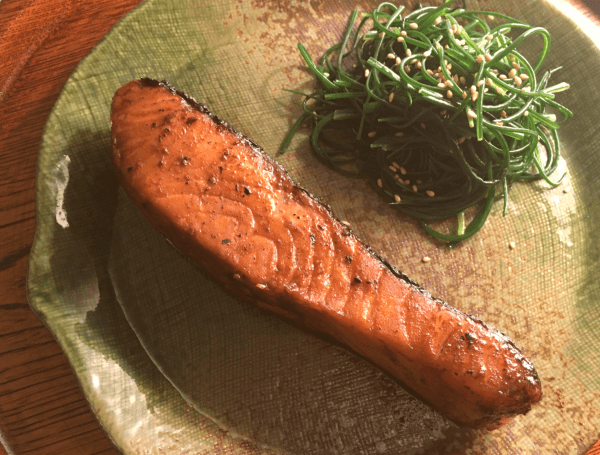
[111, 78, 542, 429]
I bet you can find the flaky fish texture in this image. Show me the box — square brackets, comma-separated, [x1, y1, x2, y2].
[111, 79, 542, 429]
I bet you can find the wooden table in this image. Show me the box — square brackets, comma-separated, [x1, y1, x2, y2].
[1, 0, 599, 454]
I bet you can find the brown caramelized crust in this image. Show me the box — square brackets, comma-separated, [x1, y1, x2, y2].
[111, 79, 542, 429]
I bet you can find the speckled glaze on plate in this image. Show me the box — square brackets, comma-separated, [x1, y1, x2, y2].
[28, 0, 600, 453]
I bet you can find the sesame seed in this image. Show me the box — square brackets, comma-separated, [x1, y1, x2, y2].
[233, 273, 241, 280]
[563, 188, 569, 193]
[470, 85, 477, 94]
[323, 72, 330, 77]
[395, 132, 404, 137]
[426, 190, 435, 197]
[445, 44, 449, 49]
[436, 42, 442, 49]
[521, 86, 531, 92]
[421, 122, 426, 129]
[477, 80, 484, 87]
[476, 55, 484, 64]
[483, 88, 489, 93]
[447, 90, 453, 99]
[520, 74, 530, 80]
[485, 34, 493, 41]
[486, 77, 493, 86]
[368, 131, 377, 137]
[394, 194, 402, 203]
[446, 63, 452, 70]
[377, 178, 383, 187]
[409, 22, 419, 29]
[508, 68, 517, 78]
[403, 179, 410, 185]
[416, 179, 422, 184]
[499, 74, 507, 80]
[501, 110, 507, 117]
[412, 184, 418, 192]
[437, 82, 445, 89]
[406, 48, 412, 57]
[458, 136, 466, 144]
[396, 57, 402, 65]
[379, 32, 385, 39]
[460, 76, 466, 85]
[387, 53, 395, 59]
[388, 92, 394, 103]
[434, 16, 442, 25]
[462, 91, 467, 99]
[342, 221, 351, 226]
[389, 165, 396, 172]
[453, 74, 459, 83]
[399, 166, 407, 175]
[451, 24, 458, 34]
[508, 241, 516, 250]
[422, 256, 431, 263]
[467, 109, 477, 119]
[397, 36, 405, 42]
[364, 69, 370, 78]
[472, 91, 479, 102]
[512, 62, 521, 69]
[523, 111, 529, 116]
[487, 15, 495, 20]
[445, 80, 454, 87]
[423, 49, 432, 57]
[401, 30, 407, 36]
[514, 76, 522, 86]
[509, 55, 515, 61]
[392, 161, 400, 168]
[492, 69, 498, 73]
[426, 69, 434, 75]
[404, 66, 411, 73]
[440, 110, 447, 116]
[495, 121, 504, 126]
[416, 61, 422, 69]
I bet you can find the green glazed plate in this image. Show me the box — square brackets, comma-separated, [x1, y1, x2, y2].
[28, 0, 600, 453]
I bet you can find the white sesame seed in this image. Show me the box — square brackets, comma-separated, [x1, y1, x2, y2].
[409, 22, 419, 29]
[509, 241, 516, 250]
[233, 273, 241, 280]
[453, 74, 459, 83]
[512, 62, 521, 69]
[434, 16, 442, 25]
[483, 87, 489, 93]
[472, 91, 479, 102]
[423, 49, 432, 57]
[401, 30, 407, 36]
[392, 162, 400, 169]
[520, 74, 529, 80]
[500, 110, 507, 117]
[377, 178, 383, 187]
[426, 190, 435, 197]
[476, 54, 484, 64]
[492, 69, 498, 73]
[446, 63, 452, 70]
[445, 80, 453, 87]
[342, 221, 351, 226]
[395, 132, 404, 137]
[447, 90, 453, 99]
[445, 44, 449, 49]
[514, 76, 522, 86]
[323, 72, 330, 77]
[460, 76, 466, 85]
[436, 42, 442, 49]
[440, 110, 447, 116]
[458, 136, 466, 144]
[426, 69, 434, 75]
[523, 111, 529, 116]
[508, 68, 517, 78]
[462, 91, 467, 99]
[509, 55, 515, 61]
[379, 32, 385, 39]
[470, 85, 477, 94]
[387, 53, 395, 60]
[421, 122, 426, 129]
[388, 92, 394, 103]
[451, 24, 458, 34]
[389, 165, 397, 172]
[404, 179, 410, 185]
[396, 57, 402, 65]
[486, 77, 493, 86]
[499, 74, 507, 80]
[397, 36, 405, 42]
[467, 109, 477, 119]
[487, 15, 495, 20]
[521, 86, 531, 92]
[404, 66, 411, 73]
[485, 34, 493, 41]
[256, 283, 268, 289]
[394, 194, 402, 203]
[422, 256, 431, 263]
[368, 131, 377, 137]
[495, 121, 504, 126]
[416, 179, 423, 184]
[399, 166, 407, 175]
[406, 48, 412, 57]
[412, 184, 418, 192]
[364, 69, 370, 78]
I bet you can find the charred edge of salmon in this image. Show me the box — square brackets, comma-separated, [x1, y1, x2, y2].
[135, 77, 542, 401]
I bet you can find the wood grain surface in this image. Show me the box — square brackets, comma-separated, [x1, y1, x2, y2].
[0, 0, 599, 454]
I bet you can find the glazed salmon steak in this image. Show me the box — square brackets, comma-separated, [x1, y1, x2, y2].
[111, 79, 542, 429]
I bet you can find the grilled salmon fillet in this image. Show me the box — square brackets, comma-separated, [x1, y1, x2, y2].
[111, 79, 542, 429]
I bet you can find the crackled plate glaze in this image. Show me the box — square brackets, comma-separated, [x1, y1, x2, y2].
[28, 0, 600, 453]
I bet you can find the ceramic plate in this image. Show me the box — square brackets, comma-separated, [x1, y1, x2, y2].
[28, 0, 600, 453]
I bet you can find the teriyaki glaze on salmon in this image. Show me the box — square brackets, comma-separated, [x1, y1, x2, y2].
[111, 79, 542, 429]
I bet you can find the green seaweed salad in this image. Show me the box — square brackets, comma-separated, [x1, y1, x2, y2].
[279, 0, 572, 243]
